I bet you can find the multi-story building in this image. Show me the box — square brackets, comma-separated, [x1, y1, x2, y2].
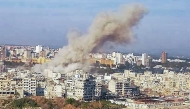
[0, 46, 6, 61]
[108, 79, 140, 97]
[0, 61, 4, 73]
[146, 56, 152, 67]
[0, 79, 16, 99]
[112, 52, 124, 65]
[66, 70, 96, 101]
[142, 53, 147, 66]
[36, 79, 46, 96]
[0, 78, 24, 99]
[73, 79, 96, 101]
[35, 45, 42, 54]
[161, 52, 167, 63]
[23, 50, 32, 59]
[95, 82, 103, 98]
[44, 84, 65, 99]
[22, 78, 36, 96]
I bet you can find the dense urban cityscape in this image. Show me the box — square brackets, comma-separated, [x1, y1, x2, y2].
[0, 0, 189, 109]
[0, 44, 190, 109]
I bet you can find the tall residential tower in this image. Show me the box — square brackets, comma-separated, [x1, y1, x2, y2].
[161, 52, 167, 63]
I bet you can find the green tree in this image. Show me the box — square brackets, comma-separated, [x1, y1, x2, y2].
[11, 98, 38, 109]
[66, 98, 76, 105]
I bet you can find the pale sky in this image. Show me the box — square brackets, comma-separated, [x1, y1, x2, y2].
[0, 0, 190, 56]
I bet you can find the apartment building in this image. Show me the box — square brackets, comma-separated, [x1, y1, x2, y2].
[0, 46, 6, 61]
[65, 70, 96, 101]
[22, 78, 36, 96]
[95, 82, 102, 97]
[36, 79, 46, 96]
[0, 78, 25, 99]
[0, 79, 16, 99]
[44, 84, 65, 99]
[66, 78, 96, 101]
[108, 79, 140, 97]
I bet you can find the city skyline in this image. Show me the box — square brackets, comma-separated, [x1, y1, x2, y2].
[0, 0, 190, 56]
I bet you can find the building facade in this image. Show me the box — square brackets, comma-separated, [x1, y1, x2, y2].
[161, 52, 167, 63]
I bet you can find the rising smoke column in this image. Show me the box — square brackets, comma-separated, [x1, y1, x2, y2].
[34, 3, 147, 74]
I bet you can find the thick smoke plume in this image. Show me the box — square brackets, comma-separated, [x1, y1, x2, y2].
[34, 3, 147, 74]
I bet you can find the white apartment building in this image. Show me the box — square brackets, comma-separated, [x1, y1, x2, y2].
[142, 53, 147, 66]
[35, 45, 42, 53]
[111, 52, 124, 65]
[22, 78, 36, 96]
[66, 70, 96, 101]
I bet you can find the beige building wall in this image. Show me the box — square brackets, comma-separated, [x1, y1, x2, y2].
[108, 80, 116, 93]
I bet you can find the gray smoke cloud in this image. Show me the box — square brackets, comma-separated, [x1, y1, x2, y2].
[33, 3, 147, 74]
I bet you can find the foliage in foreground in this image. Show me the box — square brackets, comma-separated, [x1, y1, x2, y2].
[6, 97, 124, 109]
[10, 97, 38, 109]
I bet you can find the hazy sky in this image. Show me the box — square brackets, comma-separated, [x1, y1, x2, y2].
[0, 0, 190, 56]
